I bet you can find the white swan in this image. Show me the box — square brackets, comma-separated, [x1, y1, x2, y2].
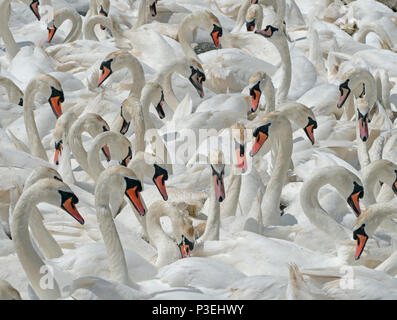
[47, 7, 82, 44]
[11, 178, 84, 299]
[0, 75, 23, 105]
[23, 74, 64, 161]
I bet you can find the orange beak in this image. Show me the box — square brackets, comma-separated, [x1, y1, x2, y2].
[101, 145, 111, 162]
[359, 117, 369, 142]
[48, 27, 56, 42]
[337, 87, 350, 108]
[250, 89, 261, 112]
[154, 174, 168, 201]
[125, 187, 145, 216]
[97, 66, 112, 87]
[211, 31, 220, 48]
[353, 225, 368, 260]
[250, 131, 268, 157]
[30, 0, 40, 20]
[179, 244, 191, 258]
[62, 197, 85, 225]
[235, 146, 247, 173]
[49, 96, 62, 118]
[304, 124, 316, 145]
[348, 192, 362, 217]
[54, 144, 63, 165]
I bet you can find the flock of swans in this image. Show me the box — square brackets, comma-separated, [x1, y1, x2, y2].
[0, 0, 396, 300]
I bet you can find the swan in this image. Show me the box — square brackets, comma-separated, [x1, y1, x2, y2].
[47, 7, 83, 44]
[11, 178, 84, 299]
[96, 50, 145, 100]
[52, 111, 78, 184]
[353, 22, 394, 51]
[0, 0, 41, 59]
[249, 112, 292, 226]
[23, 73, 64, 161]
[353, 199, 397, 260]
[254, 23, 292, 104]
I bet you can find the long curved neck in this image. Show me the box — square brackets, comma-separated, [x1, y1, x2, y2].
[375, 70, 392, 116]
[273, 36, 291, 105]
[146, 202, 182, 267]
[116, 56, 145, 98]
[11, 189, 61, 299]
[23, 81, 49, 161]
[55, 8, 82, 43]
[95, 181, 136, 286]
[300, 172, 352, 242]
[355, 23, 393, 49]
[220, 173, 241, 218]
[0, 76, 22, 104]
[201, 174, 220, 241]
[133, 0, 148, 30]
[261, 124, 292, 226]
[177, 12, 206, 63]
[29, 206, 63, 259]
[69, 121, 92, 174]
[0, 0, 19, 59]
[84, 15, 112, 41]
[351, 71, 376, 108]
[58, 141, 77, 184]
[131, 99, 146, 155]
[263, 79, 276, 113]
[155, 61, 188, 112]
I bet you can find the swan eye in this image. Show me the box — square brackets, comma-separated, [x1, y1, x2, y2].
[249, 82, 260, 96]
[53, 176, 63, 182]
[102, 125, 109, 132]
[18, 98, 23, 106]
[100, 59, 113, 71]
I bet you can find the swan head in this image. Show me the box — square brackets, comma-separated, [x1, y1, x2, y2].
[231, 123, 248, 174]
[149, 0, 158, 17]
[33, 178, 84, 225]
[128, 152, 169, 201]
[254, 25, 279, 38]
[209, 150, 225, 202]
[24, 166, 63, 190]
[97, 51, 130, 87]
[245, 4, 261, 32]
[354, 97, 370, 142]
[172, 205, 195, 258]
[278, 103, 318, 145]
[186, 59, 206, 98]
[249, 114, 277, 157]
[247, 72, 272, 113]
[121, 169, 146, 216]
[31, 74, 64, 118]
